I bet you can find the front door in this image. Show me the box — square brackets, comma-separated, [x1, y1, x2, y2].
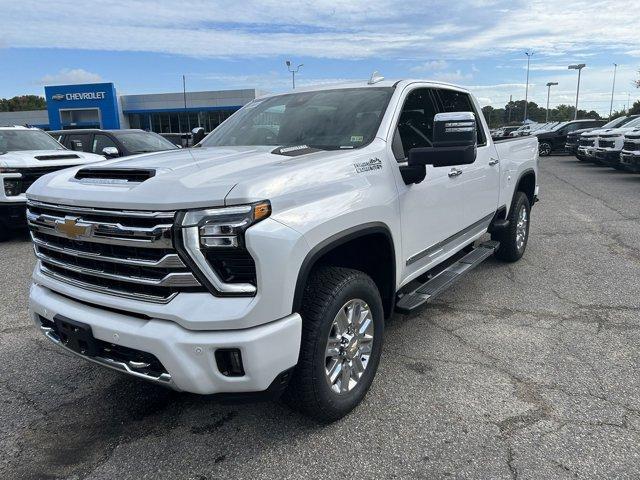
[434, 88, 500, 226]
[392, 87, 472, 282]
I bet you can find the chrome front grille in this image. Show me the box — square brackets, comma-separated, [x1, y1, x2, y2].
[27, 200, 204, 303]
[579, 138, 595, 147]
[623, 139, 640, 151]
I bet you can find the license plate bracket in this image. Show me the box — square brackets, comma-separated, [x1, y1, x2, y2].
[53, 315, 99, 357]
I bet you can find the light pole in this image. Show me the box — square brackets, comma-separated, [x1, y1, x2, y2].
[524, 51, 533, 122]
[609, 63, 618, 119]
[568, 63, 586, 120]
[285, 60, 303, 89]
[545, 82, 558, 122]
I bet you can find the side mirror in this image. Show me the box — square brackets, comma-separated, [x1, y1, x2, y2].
[191, 127, 205, 145]
[70, 140, 83, 151]
[102, 146, 120, 158]
[408, 112, 477, 168]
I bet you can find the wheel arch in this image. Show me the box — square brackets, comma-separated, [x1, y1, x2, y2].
[514, 168, 536, 207]
[292, 222, 396, 319]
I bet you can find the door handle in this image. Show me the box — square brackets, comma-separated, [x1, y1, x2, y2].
[489, 158, 500, 166]
[448, 168, 463, 178]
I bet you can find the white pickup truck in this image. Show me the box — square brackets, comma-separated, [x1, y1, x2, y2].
[26, 79, 538, 422]
[0, 126, 104, 239]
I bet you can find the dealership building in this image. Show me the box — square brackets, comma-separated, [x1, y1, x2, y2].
[0, 82, 265, 133]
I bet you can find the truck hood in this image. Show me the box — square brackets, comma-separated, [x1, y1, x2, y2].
[567, 127, 599, 138]
[26, 144, 359, 211]
[0, 149, 104, 169]
[592, 126, 640, 137]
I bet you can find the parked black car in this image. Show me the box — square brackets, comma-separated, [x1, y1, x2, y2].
[536, 119, 605, 156]
[49, 129, 178, 158]
[565, 115, 640, 159]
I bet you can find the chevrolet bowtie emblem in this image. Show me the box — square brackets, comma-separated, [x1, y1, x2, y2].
[55, 216, 92, 239]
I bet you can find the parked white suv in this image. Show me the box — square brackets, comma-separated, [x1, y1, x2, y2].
[592, 117, 640, 168]
[0, 126, 104, 239]
[26, 80, 538, 421]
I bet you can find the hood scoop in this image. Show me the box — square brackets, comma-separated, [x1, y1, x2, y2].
[75, 167, 156, 184]
[35, 154, 80, 160]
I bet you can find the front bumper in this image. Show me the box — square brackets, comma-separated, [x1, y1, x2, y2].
[29, 283, 302, 394]
[0, 199, 27, 228]
[620, 152, 640, 172]
[594, 149, 621, 166]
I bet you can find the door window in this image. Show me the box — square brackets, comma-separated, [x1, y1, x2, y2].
[92, 134, 118, 154]
[435, 89, 486, 145]
[394, 88, 439, 161]
[64, 134, 91, 152]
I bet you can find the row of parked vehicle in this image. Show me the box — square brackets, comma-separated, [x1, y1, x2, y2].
[0, 125, 205, 238]
[564, 115, 640, 172]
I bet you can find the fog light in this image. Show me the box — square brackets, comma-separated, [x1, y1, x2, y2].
[3, 178, 22, 197]
[215, 348, 245, 377]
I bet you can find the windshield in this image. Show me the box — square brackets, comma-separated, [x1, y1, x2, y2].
[113, 131, 178, 153]
[550, 122, 569, 132]
[602, 115, 639, 129]
[0, 129, 64, 153]
[201, 87, 394, 150]
[620, 117, 640, 129]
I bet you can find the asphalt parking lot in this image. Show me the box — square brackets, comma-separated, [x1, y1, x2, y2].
[2, 155, 640, 480]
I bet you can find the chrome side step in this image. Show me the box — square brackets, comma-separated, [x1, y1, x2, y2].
[395, 240, 499, 314]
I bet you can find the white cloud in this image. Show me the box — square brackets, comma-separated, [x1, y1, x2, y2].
[410, 60, 449, 72]
[40, 68, 102, 85]
[1, 1, 638, 61]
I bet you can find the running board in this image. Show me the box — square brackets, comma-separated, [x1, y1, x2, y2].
[395, 240, 499, 314]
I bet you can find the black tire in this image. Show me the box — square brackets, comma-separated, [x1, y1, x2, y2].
[283, 266, 384, 423]
[492, 191, 531, 262]
[538, 141, 552, 157]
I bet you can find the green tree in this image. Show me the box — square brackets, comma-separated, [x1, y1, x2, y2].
[0, 95, 47, 112]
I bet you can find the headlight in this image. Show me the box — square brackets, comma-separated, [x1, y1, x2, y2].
[177, 201, 271, 296]
[1, 168, 21, 197]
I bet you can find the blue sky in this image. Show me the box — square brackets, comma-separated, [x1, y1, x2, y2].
[1, 0, 639, 115]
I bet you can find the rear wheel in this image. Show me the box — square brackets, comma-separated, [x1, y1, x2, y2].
[492, 191, 530, 262]
[538, 141, 552, 157]
[284, 266, 384, 422]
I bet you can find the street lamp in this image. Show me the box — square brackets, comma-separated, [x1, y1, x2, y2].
[524, 51, 533, 122]
[545, 82, 558, 122]
[568, 63, 586, 120]
[609, 63, 618, 119]
[285, 60, 303, 89]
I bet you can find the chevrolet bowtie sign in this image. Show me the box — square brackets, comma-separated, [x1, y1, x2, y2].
[51, 92, 107, 101]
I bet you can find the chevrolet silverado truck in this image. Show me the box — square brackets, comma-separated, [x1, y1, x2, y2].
[567, 115, 639, 159]
[26, 79, 538, 422]
[0, 126, 104, 240]
[593, 116, 640, 169]
[620, 128, 640, 172]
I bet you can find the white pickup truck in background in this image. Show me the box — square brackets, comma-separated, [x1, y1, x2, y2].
[0, 126, 104, 239]
[26, 79, 538, 422]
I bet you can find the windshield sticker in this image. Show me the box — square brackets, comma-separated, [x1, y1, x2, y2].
[354, 157, 382, 173]
[350, 135, 364, 143]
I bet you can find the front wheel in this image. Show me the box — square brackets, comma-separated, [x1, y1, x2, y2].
[492, 191, 531, 262]
[538, 141, 552, 157]
[283, 266, 384, 423]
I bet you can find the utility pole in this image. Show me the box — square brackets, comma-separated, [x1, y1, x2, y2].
[568, 63, 586, 120]
[285, 60, 303, 89]
[609, 63, 617, 119]
[508, 94, 512, 123]
[524, 51, 533, 123]
[545, 82, 558, 122]
[182, 74, 188, 132]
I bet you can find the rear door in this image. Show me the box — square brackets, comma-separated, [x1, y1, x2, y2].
[434, 88, 500, 227]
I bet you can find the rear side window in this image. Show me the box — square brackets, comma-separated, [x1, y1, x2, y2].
[435, 89, 486, 145]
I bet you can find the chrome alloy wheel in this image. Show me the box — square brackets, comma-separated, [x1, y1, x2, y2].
[539, 142, 552, 156]
[516, 205, 528, 252]
[324, 299, 374, 394]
